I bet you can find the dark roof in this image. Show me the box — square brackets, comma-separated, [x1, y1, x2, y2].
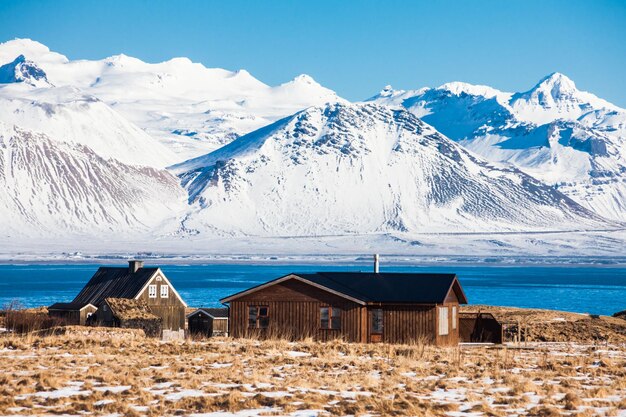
[48, 302, 93, 311]
[190, 308, 229, 318]
[222, 272, 467, 304]
[71, 267, 158, 306]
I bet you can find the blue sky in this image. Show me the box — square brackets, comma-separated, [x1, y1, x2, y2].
[0, 0, 625, 105]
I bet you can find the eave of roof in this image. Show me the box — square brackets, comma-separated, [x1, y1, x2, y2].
[220, 272, 466, 305]
[219, 274, 366, 305]
[48, 302, 96, 311]
[186, 308, 229, 319]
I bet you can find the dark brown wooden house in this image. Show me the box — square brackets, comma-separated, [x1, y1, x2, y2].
[220, 272, 467, 346]
[187, 308, 229, 337]
[48, 261, 187, 337]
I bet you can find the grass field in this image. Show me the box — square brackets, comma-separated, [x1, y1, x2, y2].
[1, 327, 626, 417]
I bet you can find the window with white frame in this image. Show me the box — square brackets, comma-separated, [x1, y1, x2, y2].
[148, 284, 157, 298]
[452, 306, 457, 330]
[438, 306, 449, 336]
[160, 285, 169, 298]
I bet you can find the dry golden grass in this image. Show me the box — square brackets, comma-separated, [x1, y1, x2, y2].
[0, 328, 625, 416]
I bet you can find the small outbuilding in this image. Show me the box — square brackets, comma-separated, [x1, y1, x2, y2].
[187, 308, 229, 338]
[92, 298, 162, 337]
[459, 312, 503, 344]
[48, 302, 97, 325]
[220, 269, 467, 346]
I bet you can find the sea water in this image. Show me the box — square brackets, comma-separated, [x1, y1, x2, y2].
[0, 264, 625, 316]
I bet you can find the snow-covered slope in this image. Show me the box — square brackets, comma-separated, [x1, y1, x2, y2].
[171, 103, 607, 236]
[0, 122, 187, 237]
[0, 54, 51, 87]
[0, 84, 177, 168]
[509, 72, 619, 125]
[368, 74, 626, 221]
[0, 39, 345, 160]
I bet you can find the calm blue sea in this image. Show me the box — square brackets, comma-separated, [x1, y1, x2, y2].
[0, 264, 625, 316]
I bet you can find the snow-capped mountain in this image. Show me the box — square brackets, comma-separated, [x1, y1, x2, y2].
[0, 37, 623, 256]
[0, 84, 177, 168]
[0, 122, 187, 237]
[368, 73, 626, 221]
[0, 38, 345, 160]
[0, 54, 51, 87]
[509, 72, 619, 125]
[171, 103, 607, 236]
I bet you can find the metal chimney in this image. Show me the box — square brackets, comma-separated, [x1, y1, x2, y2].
[374, 254, 380, 274]
[128, 260, 144, 273]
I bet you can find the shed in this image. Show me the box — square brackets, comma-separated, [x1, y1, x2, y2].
[187, 308, 229, 337]
[221, 271, 467, 345]
[94, 298, 162, 337]
[48, 302, 97, 325]
[459, 312, 503, 344]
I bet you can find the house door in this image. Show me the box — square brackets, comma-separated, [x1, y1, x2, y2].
[370, 308, 383, 343]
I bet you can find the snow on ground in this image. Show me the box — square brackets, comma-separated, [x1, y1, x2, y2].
[2, 334, 626, 417]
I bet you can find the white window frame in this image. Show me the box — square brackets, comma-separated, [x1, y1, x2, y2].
[148, 284, 157, 298]
[160, 284, 169, 298]
[452, 306, 457, 330]
[438, 306, 449, 336]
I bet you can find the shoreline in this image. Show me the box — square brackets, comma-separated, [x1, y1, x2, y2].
[2, 254, 626, 267]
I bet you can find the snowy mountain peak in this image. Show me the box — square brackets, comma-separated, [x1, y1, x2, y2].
[436, 81, 504, 99]
[104, 54, 145, 68]
[377, 85, 401, 97]
[166, 56, 193, 66]
[0, 54, 51, 87]
[290, 74, 319, 85]
[509, 72, 618, 124]
[524, 72, 578, 100]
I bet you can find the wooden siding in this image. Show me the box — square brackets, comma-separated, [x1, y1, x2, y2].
[80, 305, 97, 325]
[227, 278, 461, 346]
[459, 313, 502, 343]
[369, 305, 436, 344]
[213, 318, 228, 334]
[136, 272, 186, 331]
[49, 305, 97, 326]
[188, 315, 229, 337]
[229, 279, 363, 342]
[435, 302, 460, 346]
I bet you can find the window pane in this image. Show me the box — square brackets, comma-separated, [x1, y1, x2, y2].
[439, 307, 449, 336]
[371, 309, 383, 333]
[259, 307, 268, 317]
[452, 306, 457, 329]
[330, 308, 341, 330]
[320, 307, 329, 329]
[248, 306, 257, 328]
[259, 317, 269, 329]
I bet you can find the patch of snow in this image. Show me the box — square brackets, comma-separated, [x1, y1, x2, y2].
[164, 389, 206, 401]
